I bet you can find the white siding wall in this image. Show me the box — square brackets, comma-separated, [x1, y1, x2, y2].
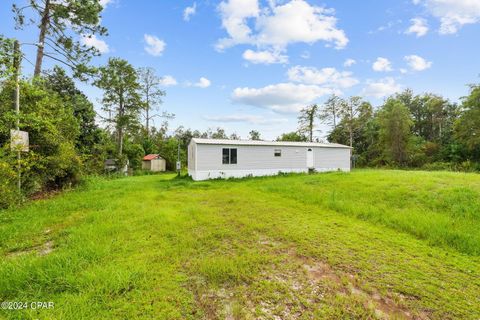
[188, 141, 196, 171]
[189, 143, 350, 181]
[314, 147, 350, 170]
[196, 144, 306, 171]
[151, 159, 166, 172]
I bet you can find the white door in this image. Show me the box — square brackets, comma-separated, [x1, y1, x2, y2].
[306, 148, 314, 168]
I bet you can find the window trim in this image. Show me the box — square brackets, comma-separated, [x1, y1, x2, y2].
[274, 149, 282, 157]
[222, 148, 238, 165]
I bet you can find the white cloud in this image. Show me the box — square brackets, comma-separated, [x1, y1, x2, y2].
[204, 114, 288, 125]
[183, 2, 197, 21]
[216, 0, 348, 53]
[80, 34, 109, 54]
[242, 49, 288, 64]
[413, 0, 480, 34]
[144, 34, 166, 57]
[369, 19, 402, 34]
[287, 66, 359, 88]
[216, 0, 260, 50]
[406, 18, 429, 37]
[159, 75, 177, 87]
[232, 83, 335, 113]
[404, 54, 432, 71]
[194, 77, 211, 88]
[372, 57, 393, 72]
[343, 58, 356, 67]
[363, 77, 402, 98]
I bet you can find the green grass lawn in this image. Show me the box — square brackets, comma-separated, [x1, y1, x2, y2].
[1, 170, 479, 319]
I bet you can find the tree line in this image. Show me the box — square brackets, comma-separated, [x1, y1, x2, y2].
[0, 0, 479, 209]
[291, 89, 480, 170]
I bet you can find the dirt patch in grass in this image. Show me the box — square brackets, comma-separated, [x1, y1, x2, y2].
[187, 234, 432, 319]
[6, 238, 55, 258]
[188, 235, 429, 319]
[298, 253, 429, 320]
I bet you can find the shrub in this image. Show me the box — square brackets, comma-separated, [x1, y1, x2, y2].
[422, 162, 453, 172]
[0, 153, 18, 208]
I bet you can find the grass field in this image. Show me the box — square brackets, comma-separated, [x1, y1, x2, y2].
[1, 170, 479, 319]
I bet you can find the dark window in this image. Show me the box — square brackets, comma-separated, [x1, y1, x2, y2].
[222, 148, 230, 164]
[222, 148, 237, 164]
[274, 149, 281, 157]
[230, 148, 237, 164]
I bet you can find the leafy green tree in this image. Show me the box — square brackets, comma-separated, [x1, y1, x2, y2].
[330, 101, 376, 163]
[320, 94, 343, 130]
[0, 36, 14, 79]
[230, 133, 241, 140]
[123, 140, 145, 170]
[210, 127, 228, 139]
[94, 58, 142, 157]
[276, 132, 308, 142]
[455, 84, 480, 160]
[44, 66, 100, 154]
[173, 126, 202, 149]
[397, 90, 457, 142]
[378, 98, 414, 166]
[0, 80, 81, 193]
[13, 0, 108, 77]
[338, 96, 365, 147]
[157, 137, 185, 171]
[298, 104, 319, 142]
[248, 130, 261, 140]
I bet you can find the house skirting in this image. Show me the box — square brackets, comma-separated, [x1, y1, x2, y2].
[188, 167, 350, 181]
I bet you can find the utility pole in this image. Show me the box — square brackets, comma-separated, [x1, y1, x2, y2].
[176, 142, 181, 176]
[13, 40, 21, 194]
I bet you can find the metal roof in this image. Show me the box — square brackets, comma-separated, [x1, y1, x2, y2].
[143, 154, 163, 161]
[191, 138, 351, 149]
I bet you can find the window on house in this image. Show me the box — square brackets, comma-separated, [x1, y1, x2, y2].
[274, 149, 282, 157]
[222, 148, 237, 164]
[222, 148, 229, 164]
[230, 148, 237, 164]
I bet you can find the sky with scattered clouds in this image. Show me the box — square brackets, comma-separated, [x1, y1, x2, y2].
[1, 0, 480, 139]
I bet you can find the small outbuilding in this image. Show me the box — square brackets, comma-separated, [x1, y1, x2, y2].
[188, 138, 351, 181]
[142, 154, 166, 172]
[104, 159, 118, 172]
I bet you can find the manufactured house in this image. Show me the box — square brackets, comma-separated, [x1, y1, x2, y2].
[188, 138, 351, 181]
[142, 154, 166, 172]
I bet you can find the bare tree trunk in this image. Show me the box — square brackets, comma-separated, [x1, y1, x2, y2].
[118, 127, 123, 156]
[349, 104, 353, 147]
[34, 0, 51, 77]
[118, 95, 124, 156]
[145, 92, 150, 135]
[310, 113, 313, 142]
[333, 108, 337, 129]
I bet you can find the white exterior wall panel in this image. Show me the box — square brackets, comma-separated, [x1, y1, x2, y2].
[313, 147, 350, 171]
[196, 144, 306, 171]
[188, 142, 196, 171]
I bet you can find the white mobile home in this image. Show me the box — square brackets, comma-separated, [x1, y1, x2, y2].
[188, 138, 351, 181]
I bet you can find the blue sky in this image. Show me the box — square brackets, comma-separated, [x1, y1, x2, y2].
[1, 0, 480, 140]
